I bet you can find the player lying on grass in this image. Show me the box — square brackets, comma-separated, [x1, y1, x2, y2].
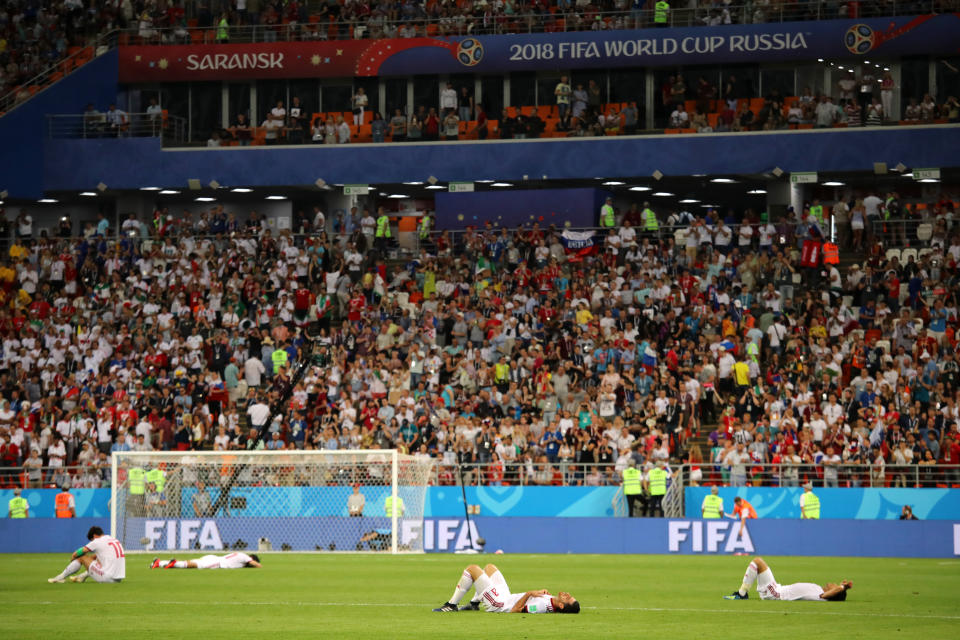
[433, 563, 580, 614]
[48, 526, 126, 584]
[150, 552, 261, 569]
[724, 556, 852, 601]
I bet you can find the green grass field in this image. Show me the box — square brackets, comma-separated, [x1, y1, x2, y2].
[2, 553, 957, 639]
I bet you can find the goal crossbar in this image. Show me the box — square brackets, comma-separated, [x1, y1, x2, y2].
[110, 450, 431, 554]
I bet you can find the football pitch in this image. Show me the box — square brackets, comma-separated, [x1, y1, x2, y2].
[2, 553, 957, 639]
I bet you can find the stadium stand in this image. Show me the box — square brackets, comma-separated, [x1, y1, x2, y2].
[1, 197, 959, 495]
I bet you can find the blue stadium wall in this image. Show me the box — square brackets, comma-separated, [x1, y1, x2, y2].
[0, 49, 119, 200]
[3, 516, 958, 556]
[3, 487, 957, 555]
[40, 125, 960, 198]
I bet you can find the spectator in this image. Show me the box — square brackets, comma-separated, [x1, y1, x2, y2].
[352, 88, 369, 126]
[440, 82, 458, 116]
[669, 104, 689, 129]
[371, 112, 389, 143]
[390, 109, 407, 142]
[348, 484, 365, 516]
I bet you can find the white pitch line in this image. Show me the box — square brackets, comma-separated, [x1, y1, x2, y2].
[589, 606, 960, 621]
[18, 601, 960, 621]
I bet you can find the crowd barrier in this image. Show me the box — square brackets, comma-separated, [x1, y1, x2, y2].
[3, 516, 957, 556]
[0, 486, 620, 519]
[685, 487, 960, 520]
[7, 486, 960, 519]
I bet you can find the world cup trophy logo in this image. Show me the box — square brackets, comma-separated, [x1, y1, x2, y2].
[456, 38, 484, 66]
[844, 24, 876, 55]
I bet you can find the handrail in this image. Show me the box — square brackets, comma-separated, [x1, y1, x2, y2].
[682, 461, 957, 488]
[46, 112, 187, 145]
[117, 2, 937, 45]
[0, 29, 120, 117]
[10, 219, 847, 250]
[11, 460, 958, 489]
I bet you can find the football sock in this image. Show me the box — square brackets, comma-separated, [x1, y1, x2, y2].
[55, 560, 82, 580]
[449, 570, 475, 605]
[739, 561, 758, 596]
[174, 561, 188, 569]
[75, 571, 89, 580]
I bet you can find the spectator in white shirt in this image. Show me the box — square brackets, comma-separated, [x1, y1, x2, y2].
[440, 82, 458, 116]
[669, 104, 690, 128]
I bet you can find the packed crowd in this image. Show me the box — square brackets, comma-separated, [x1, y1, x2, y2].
[1, 192, 960, 493]
[0, 0, 115, 99]
[198, 72, 957, 147]
[663, 72, 960, 133]
[128, 0, 907, 44]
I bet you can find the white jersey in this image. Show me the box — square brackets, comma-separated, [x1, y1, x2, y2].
[779, 583, 825, 601]
[517, 595, 556, 613]
[196, 552, 253, 569]
[757, 568, 823, 601]
[85, 535, 126, 580]
[476, 570, 555, 613]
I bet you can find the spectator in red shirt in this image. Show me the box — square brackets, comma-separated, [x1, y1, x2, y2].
[0, 433, 20, 486]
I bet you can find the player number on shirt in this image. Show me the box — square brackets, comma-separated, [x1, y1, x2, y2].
[109, 541, 125, 558]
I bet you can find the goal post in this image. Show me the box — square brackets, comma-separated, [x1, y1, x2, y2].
[110, 450, 434, 554]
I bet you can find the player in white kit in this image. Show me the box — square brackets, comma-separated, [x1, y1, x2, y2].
[433, 563, 580, 614]
[724, 556, 852, 601]
[47, 526, 126, 584]
[150, 552, 261, 569]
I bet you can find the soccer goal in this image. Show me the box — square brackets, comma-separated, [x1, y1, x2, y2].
[111, 450, 435, 554]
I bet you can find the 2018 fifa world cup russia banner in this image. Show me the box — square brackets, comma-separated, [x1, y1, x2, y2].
[118, 14, 960, 82]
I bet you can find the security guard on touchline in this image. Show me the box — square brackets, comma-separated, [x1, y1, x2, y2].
[128, 465, 146, 517]
[645, 460, 669, 517]
[385, 495, 405, 518]
[55, 485, 75, 518]
[702, 485, 724, 518]
[622, 460, 643, 517]
[8, 487, 28, 518]
[800, 482, 820, 519]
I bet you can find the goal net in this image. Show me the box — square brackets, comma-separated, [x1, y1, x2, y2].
[111, 450, 434, 554]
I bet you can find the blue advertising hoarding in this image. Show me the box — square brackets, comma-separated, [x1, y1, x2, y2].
[4, 516, 958, 557]
[5, 486, 959, 519]
[685, 487, 960, 520]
